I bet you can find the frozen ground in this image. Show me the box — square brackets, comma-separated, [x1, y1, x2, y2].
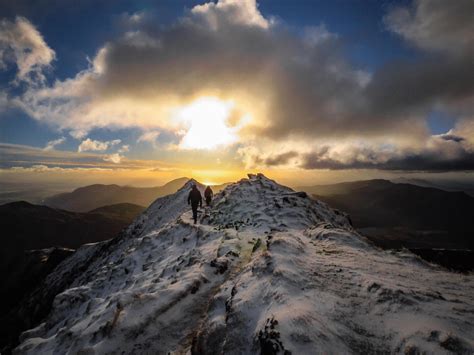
[15, 174, 474, 354]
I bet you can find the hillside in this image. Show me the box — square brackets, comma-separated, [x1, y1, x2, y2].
[299, 179, 474, 250]
[0, 201, 145, 253]
[11, 174, 474, 354]
[89, 203, 146, 220]
[0, 200, 145, 347]
[391, 178, 474, 197]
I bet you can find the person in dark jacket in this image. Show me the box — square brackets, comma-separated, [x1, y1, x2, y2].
[188, 184, 202, 224]
[204, 186, 213, 206]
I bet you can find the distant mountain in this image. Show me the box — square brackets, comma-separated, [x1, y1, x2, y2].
[0, 182, 72, 205]
[43, 177, 190, 212]
[299, 179, 474, 249]
[391, 177, 474, 197]
[299, 179, 393, 196]
[42, 178, 230, 212]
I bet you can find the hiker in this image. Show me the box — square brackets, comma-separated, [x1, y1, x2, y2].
[188, 184, 202, 224]
[204, 185, 213, 206]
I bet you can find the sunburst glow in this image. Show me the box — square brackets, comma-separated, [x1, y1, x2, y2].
[175, 97, 239, 150]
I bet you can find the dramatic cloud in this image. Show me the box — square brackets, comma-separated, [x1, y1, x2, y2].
[0, 16, 55, 84]
[43, 136, 65, 151]
[260, 129, 474, 172]
[15, 0, 470, 143]
[2, 0, 474, 171]
[299, 138, 474, 171]
[9, 0, 379, 141]
[77, 138, 121, 152]
[240, 119, 474, 171]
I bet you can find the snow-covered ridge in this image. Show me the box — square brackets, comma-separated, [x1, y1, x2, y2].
[16, 174, 474, 354]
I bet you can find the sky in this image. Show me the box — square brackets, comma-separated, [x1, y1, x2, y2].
[0, 0, 473, 188]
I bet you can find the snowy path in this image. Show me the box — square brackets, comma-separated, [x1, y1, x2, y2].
[15, 174, 474, 354]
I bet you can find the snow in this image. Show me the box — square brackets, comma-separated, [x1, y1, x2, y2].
[15, 173, 474, 354]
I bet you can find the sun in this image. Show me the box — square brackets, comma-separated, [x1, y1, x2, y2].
[174, 97, 239, 150]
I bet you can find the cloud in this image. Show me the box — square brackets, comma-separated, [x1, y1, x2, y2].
[262, 151, 298, 166]
[436, 133, 464, 143]
[43, 136, 66, 151]
[247, 140, 474, 171]
[300, 141, 474, 171]
[15, 0, 470, 145]
[373, 0, 474, 117]
[7, 164, 112, 173]
[240, 119, 474, 171]
[0, 91, 9, 112]
[138, 131, 160, 145]
[118, 144, 129, 153]
[0, 16, 55, 84]
[0, 142, 172, 171]
[103, 145, 129, 164]
[384, 0, 474, 54]
[10, 0, 378, 141]
[298, 128, 474, 171]
[77, 138, 121, 152]
[0, 142, 114, 169]
[364, 55, 474, 118]
[3, 0, 474, 172]
[190, 0, 271, 30]
[103, 153, 122, 164]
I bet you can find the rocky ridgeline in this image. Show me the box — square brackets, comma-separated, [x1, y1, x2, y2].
[14, 174, 474, 354]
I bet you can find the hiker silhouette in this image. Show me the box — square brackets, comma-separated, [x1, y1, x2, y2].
[204, 186, 213, 206]
[188, 184, 202, 224]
